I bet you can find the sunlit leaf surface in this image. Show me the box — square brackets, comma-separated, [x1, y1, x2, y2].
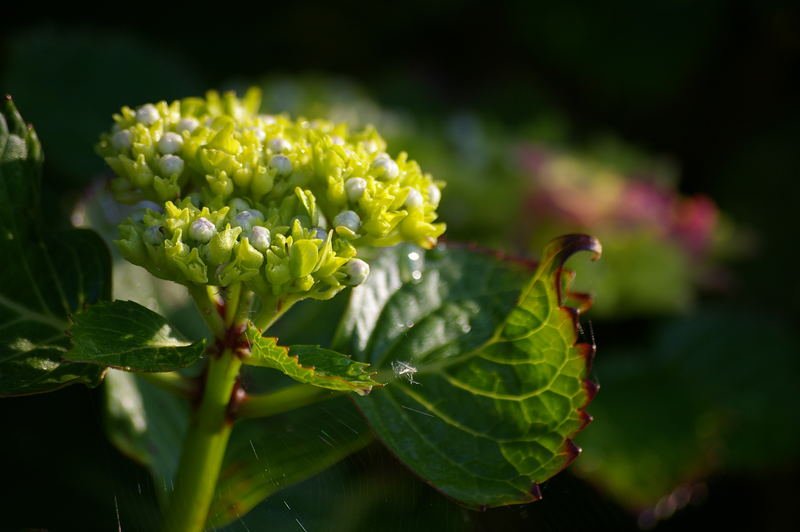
[67, 300, 205, 372]
[334, 236, 601, 507]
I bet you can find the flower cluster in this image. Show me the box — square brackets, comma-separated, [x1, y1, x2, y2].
[99, 89, 445, 299]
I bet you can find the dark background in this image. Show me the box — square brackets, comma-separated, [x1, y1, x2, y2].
[1, 1, 798, 530]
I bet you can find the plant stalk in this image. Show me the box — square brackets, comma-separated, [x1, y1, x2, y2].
[188, 284, 226, 340]
[160, 347, 242, 532]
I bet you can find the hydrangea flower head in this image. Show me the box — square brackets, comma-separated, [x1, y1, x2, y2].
[99, 88, 445, 301]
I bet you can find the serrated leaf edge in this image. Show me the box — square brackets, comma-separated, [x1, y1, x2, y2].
[245, 326, 380, 396]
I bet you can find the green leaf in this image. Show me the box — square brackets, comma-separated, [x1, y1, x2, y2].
[66, 300, 205, 372]
[104, 369, 189, 498]
[0, 96, 111, 396]
[208, 395, 372, 527]
[243, 324, 380, 395]
[333, 236, 601, 508]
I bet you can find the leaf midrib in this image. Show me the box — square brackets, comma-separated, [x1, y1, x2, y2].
[0, 293, 68, 331]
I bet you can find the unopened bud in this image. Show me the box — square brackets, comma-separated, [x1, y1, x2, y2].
[345, 177, 367, 202]
[136, 104, 160, 126]
[270, 154, 293, 176]
[249, 127, 266, 142]
[229, 198, 250, 212]
[334, 210, 361, 232]
[342, 258, 370, 286]
[111, 129, 133, 151]
[250, 226, 271, 252]
[428, 184, 441, 206]
[372, 156, 399, 179]
[259, 114, 276, 125]
[144, 225, 165, 245]
[268, 137, 291, 153]
[189, 217, 216, 243]
[233, 210, 260, 232]
[159, 154, 184, 176]
[177, 117, 199, 133]
[404, 188, 423, 209]
[158, 132, 183, 154]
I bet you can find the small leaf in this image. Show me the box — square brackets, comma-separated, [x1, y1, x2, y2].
[66, 300, 205, 372]
[243, 324, 380, 395]
[0, 96, 111, 396]
[333, 236, 601, 508]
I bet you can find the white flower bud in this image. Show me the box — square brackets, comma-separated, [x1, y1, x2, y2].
[312, 227, 327, 240]
[404, 188, 424, 209]
[189, 217, 216, 242]
[330, 135, 345, 146]
[268, 137, 291, 153]
[428, 184, 441, 206]
[233, 210, 260, 232]
[334, 210, 361, 232]
[157, 132, 183, 154]
[345, 177, 367, 202]
[144, 226, 165, 245]
[229, 198, 251, 212]
[259, 114, 276, 125]
[342, 258, 370, 286]
[246, 208, 264, 221]
[372, 156, 399, 179]
[362, 140, 378, 153]
[177, 117, 199, 133]
[270, 154, 293, 176]
[249, 127, 266, 142]
[250, 226, 271, 252]
[159, 154, 184, 176]
[111, 129, 133, 151]
[136, 104, 160, 126]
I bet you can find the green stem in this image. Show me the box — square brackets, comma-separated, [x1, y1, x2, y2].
[223, 283, 242, 328]
[160, 348, 242, 532]
[237, 383, 339, 419]
[138, 371, 195, 398]
[188, 284, 226, 340]
[252, 294, 299, 330]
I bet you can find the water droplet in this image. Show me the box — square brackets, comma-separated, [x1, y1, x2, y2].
[400, 245, 425, 283]
[461, 324, 472, 333]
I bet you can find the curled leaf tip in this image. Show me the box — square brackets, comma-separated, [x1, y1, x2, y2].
[542, 234, 602, 273]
